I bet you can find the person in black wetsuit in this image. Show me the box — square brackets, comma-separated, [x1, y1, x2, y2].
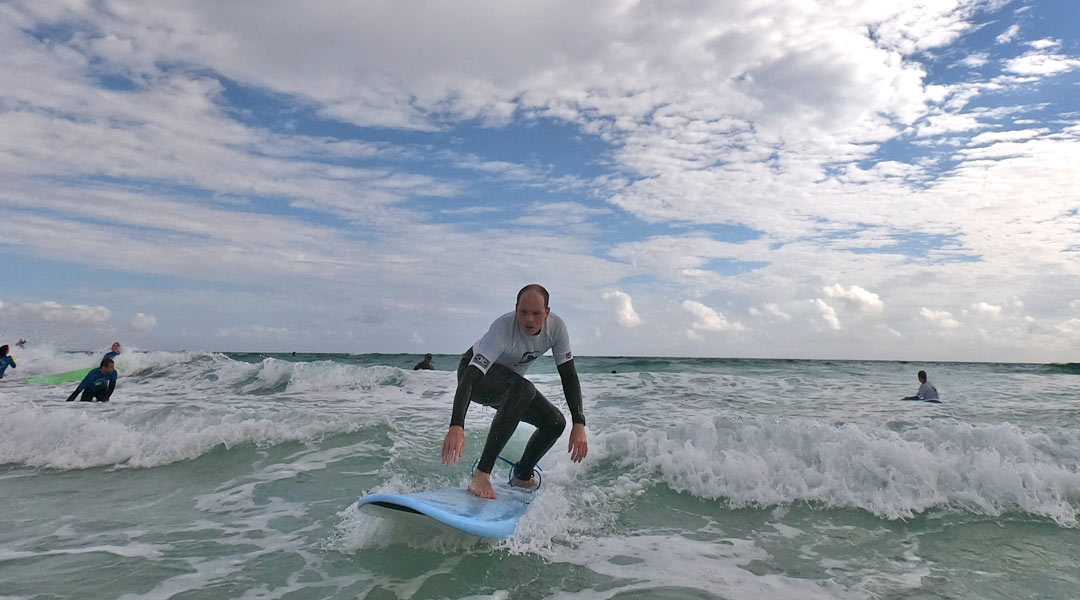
[66, 358, 118, 402]
[413, 353, 435, 370]
[441, 284, 588, 499]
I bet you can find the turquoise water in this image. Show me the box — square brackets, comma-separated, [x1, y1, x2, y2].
[1, 349, 1079, 599]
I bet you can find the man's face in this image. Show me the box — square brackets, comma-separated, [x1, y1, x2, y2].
[111, 343, 121, 352]
[102, 364, 115, 375]
[516, 292, 550, 336]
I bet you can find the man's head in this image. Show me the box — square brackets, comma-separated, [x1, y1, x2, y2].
[424, 353, 433, 360]
[111, 342, 121, 353]
[917, 370, 927, 383]
[0, 344, 8, 356]
[515, 284, 551, 336]
[100, 357, 115, 374]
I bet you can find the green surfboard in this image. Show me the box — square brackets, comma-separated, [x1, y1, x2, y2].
[27, 368, 94, 385]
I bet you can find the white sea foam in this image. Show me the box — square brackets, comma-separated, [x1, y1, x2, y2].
[0, 403, 368, 469]
[592, 416, 1080, 526]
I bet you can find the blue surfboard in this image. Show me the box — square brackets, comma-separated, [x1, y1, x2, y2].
[358, 483, 534, 539]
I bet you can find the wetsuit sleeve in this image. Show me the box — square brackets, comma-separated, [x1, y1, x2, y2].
[449, 365, 484, 428]
[66, 387, 80, 402]
[557, 359, 585, 426]
[106, 379, 116, 401]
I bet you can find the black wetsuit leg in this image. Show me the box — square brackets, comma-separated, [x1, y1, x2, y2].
[79, 389, 95, 402]
[457, 351, 567, 478]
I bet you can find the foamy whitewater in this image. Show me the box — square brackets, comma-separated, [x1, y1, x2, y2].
[1, 348, 1078, 599]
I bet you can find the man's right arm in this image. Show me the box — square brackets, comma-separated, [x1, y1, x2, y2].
[66, 380, 84, 402]
[442, 364, 484, 465]
[450, 365, 483, 427]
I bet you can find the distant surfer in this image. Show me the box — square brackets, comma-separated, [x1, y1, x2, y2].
[441, 284, 588, 499]
[0, 345, 16, 379]
[65, 358, 118, 402]
[901, 370, 940, 403]
[414, 353, 435, 370]
[15, 338, 27, 348]
[104, 342, 122, 360]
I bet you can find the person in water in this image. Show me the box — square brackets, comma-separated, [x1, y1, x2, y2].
[901, 370, 940, 402]
[0, 345, 15, 379]
[413, 353, 435, 370]
[66, 358, 118, 402]
[441, 284, 588, 499]
[104, 342, 122, 360]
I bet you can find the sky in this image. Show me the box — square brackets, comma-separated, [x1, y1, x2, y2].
[1, 0, 1079, 362]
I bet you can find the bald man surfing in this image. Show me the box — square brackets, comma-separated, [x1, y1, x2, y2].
[441, 284, 588, 499]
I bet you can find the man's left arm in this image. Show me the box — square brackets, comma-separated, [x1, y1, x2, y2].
[557, 359, 588, 462]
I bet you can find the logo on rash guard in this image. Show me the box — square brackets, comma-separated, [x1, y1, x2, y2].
[473, 353, 491, 368]
[517, 351, 541, 366]
[563, 352, 572, 361]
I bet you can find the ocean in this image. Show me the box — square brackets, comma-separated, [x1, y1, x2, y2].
[1, 348, 1078, 599]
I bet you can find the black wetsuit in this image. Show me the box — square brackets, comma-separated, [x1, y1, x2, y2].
[453, 348, 581, 480]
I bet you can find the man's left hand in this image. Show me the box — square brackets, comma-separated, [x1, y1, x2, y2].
[568, 423, 588, 462]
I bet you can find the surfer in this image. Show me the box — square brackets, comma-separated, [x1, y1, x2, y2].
[104, 342, 122, 360]
[414, 353, 435, 370]
[441, 284, 588, 499]
[0, 345, 15, 379]
[65, 358, 118, 402]
[901, 370, 940, 402]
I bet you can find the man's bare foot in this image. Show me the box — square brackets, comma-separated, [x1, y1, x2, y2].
[468, 470, 496, 499]
[511, 474, 539, 491]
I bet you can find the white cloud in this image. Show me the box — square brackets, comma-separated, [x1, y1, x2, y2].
[682, 300, 742, 337]
[0, 300, 112, 326]
[971, 302, 1002, 317]
[1028, 39, 1060, 51]
[1058, 318, 1080, 339]
[0, 2, 1077, 361]
[217, 325, 291, 341]
[995, 25, 1020, 44]
[916, 112, 982, 137]
[958, 52, 989, 68]
[920, 307, 961, 329]
[823, 284, 884, 313]
[750, 302, 792, 321]
[968, 128, 1046, 146]
[131, 313, 157, 331]
[1004, 51, 1080, 77]
[600, 290, 642, 327]
[812, 299, 842, 331]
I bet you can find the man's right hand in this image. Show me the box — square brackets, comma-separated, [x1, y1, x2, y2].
[442, 425, 465, 465]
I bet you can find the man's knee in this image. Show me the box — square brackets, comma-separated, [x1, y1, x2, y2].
[549, 410, 566, 437]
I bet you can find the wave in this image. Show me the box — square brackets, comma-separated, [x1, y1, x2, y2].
[1044, 362, 1080, 375]
[593, 416, 1080, 526]
[0, 403, 378, 470]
